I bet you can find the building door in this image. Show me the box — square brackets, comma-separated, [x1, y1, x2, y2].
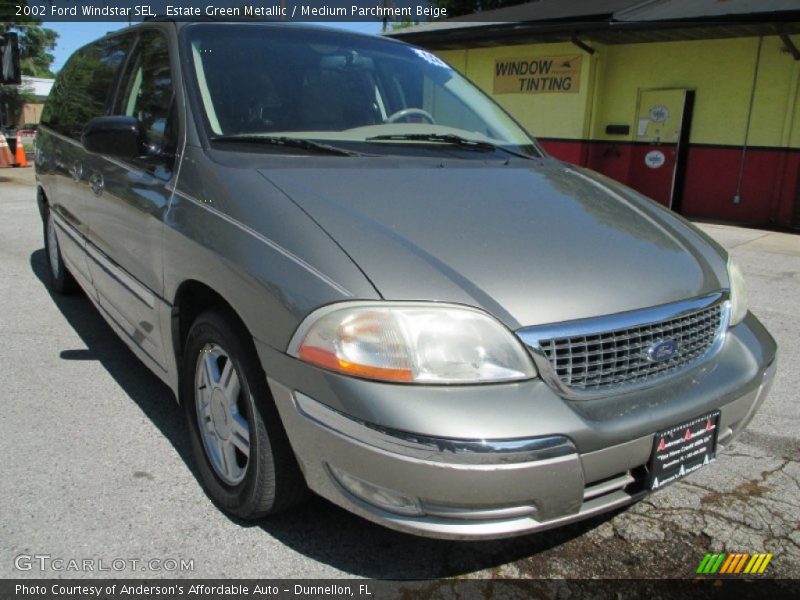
[628, 89, 694, 210]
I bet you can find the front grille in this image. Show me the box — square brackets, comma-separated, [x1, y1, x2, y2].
[537, 304, 723, 393]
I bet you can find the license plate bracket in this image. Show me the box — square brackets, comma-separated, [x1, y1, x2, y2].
[648, 411, 720, 490]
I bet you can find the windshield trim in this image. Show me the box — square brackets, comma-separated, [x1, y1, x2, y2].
[208, 134, 366, 157]
[364, 133, 537, 160]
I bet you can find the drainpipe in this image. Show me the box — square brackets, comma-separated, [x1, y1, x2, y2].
[583, 47, 601, 168]
[733, 36, 763, 205]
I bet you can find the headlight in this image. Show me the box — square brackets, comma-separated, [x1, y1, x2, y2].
[727, 256, 748, 326]
[288, 302, 536, 384]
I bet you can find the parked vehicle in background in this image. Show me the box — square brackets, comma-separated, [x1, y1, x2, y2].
[34, 20, 777, 540]
[15, 124, 37, 152]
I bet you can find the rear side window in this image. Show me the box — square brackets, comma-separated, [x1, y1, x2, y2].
[41, 35, 132, 139]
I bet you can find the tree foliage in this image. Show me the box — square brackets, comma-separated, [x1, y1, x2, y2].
[1, 1, 59, 126]
[1, 1, 60, 77]
[17, 26, 59, 77]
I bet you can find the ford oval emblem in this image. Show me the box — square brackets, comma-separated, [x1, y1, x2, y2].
[648, 339, 679, 362]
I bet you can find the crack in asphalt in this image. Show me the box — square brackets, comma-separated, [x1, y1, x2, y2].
[727, 232, 772, 249]
[494, 452, 800, 578]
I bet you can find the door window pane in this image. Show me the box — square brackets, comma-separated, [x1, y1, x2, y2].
[41, 35, 131, 139]
[117, 31, 175, 154]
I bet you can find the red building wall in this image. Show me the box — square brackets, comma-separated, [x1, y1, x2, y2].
[539, 139, 800, 228]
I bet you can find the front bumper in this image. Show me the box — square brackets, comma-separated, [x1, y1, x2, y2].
[257, 313, 776, 540]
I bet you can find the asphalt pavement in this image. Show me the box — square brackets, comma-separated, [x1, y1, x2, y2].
[1, 167, 798, 579]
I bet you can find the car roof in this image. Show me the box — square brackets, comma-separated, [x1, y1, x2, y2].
[106, 18, 406, 45]
[65, 19, 410, 71]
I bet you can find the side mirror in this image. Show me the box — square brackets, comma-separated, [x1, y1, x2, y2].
[0, 32, 21, 85]
[82, 116, 149, 159]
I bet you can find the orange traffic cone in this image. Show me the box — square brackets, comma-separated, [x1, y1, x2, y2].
[14, 133, 29, 167]
[0, 133, 14, 168]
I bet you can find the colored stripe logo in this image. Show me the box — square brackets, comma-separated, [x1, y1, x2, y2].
[696, 552, 773, 574]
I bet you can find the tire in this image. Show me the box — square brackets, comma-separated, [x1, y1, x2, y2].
[43, 206, 79, 295]
[181, 310, 308, 519]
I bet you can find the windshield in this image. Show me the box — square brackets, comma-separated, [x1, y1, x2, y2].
[185, 24, 541, 157]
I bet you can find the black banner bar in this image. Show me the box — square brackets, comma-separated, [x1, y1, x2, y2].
[1, 1, 448, 23]
[2, 579, 799, 600]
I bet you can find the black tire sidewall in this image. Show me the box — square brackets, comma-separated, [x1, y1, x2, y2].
[42, 206, 74, 293]
[181, 311, 276, 518]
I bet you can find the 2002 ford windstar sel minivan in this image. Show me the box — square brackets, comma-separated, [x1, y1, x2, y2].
[35, 20, 776, 539]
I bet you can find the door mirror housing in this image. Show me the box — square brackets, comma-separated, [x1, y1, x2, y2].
[0, 32, 22, 85]
[82, 116, 150, 159]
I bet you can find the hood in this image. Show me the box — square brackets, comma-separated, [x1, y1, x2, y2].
[260, 161, 727, 329]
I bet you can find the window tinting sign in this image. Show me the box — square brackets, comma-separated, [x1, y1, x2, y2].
[494, 55, 582, 94]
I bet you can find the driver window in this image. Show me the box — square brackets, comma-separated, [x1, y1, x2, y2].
[115, 30, 176, 159]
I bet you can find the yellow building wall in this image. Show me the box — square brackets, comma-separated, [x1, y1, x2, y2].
[437, 35, 800, 149]
[440, 43, 597, 140]
[437, 49, 466, 74]
[592, 36, 799, 147]
[784, 55, 800, 149]
[748, 36, 800, 148]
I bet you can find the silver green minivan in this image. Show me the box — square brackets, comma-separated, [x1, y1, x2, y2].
[36, 20, 776, 539]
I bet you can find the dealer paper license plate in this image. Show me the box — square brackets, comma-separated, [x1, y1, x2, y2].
[648, 411, 720, 490]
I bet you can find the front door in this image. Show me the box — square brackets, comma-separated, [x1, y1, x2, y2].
[84, 28, 178, 369]
[628, 88, 693, 210]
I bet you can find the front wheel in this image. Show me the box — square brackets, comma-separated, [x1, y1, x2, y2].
[181, 310, 307, 519]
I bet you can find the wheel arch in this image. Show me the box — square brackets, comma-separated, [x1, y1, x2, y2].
[171, 279, 256, 403]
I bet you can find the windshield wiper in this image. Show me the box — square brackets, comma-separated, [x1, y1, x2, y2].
[365, 133, 535, 160]
[209, 135, 362, 157]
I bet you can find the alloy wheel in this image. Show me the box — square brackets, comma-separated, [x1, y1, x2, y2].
[194, 343, 251, 486]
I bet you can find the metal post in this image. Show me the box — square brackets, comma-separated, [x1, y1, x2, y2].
[733, 36, 763, 205]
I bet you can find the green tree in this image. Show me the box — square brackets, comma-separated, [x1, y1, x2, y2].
[0, 25, 59, 78]
[1, 1, 60, 77]
[391, 20, 419, 31]
[1, 1, 59, 126]
[16, 25, 59, 77]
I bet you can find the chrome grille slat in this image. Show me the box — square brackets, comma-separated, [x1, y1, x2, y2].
[538, 305, 721, 392]
[517, 295, 728, 398]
